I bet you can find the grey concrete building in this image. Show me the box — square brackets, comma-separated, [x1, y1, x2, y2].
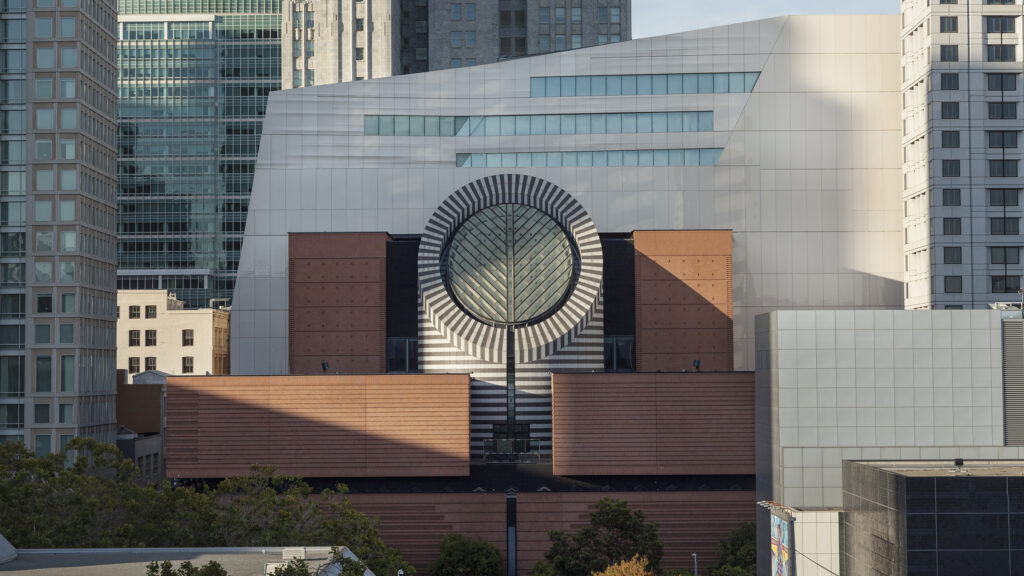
[283, 0, 632, 88]
[903, 0, 1024, 310]
[0, 0, 119, 451]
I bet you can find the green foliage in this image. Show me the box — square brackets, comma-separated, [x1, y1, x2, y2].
[145, 560, 229, 576]
[708, 522, 755, 576]
[270, 559, 314, 576]
[531, 498, 663, 576]
[0, 439, 413, 576]
[429, 533, 503, 576]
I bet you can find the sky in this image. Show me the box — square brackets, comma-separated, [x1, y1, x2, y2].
[632, 0, 900, 39]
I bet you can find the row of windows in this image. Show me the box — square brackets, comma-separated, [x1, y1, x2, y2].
[126, 356, 194, 373]
[942, 246, 1021, 265]
[938, 15, 1016, 34]
[126, 328, 194, 346]
[939, 159, 1019, 178]
[943, 217, 1020, 235]
[944, 276, 1021, 293]
[940, 101, 1020, 120]
[939, 130, 1018, 148]
[530, 72, 760, 97]
[364, 112, 714, 137]
[940, 44, 1018, 63]
[939, 73, 1017, 92]
[942, 188, 1021, 206]
[455, 148, 724, 168]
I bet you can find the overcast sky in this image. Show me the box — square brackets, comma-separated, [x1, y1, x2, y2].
[632, 0, 900, 39]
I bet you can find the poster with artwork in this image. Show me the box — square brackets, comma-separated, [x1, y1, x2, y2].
[770, 513, 793, 576]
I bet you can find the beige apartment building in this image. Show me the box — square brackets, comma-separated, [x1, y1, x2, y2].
[116, 290, 229, 376]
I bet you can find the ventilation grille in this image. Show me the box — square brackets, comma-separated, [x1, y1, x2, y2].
[1004, 319, 1024, 445]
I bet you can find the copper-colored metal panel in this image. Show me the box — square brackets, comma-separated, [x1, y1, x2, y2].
[164, 374, 470, 478]
[551, 372, 754, 476]
[289, 233, 389, 374]
[339, 493, 508, 575]
[633, 230, 733, 372]
[515, 491, 755, 576]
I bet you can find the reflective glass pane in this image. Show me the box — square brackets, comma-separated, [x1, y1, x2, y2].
[530, 115, 545, 135]
[683, 74, 699, 93]
[607, 113, 622, 133]
[440, 117, 455, 136]
[545, 115, 559, 135]
[454, 116, 469, 136]
[621, 75, 637, 95]
[593, 151, 608, 166]
[606, 75, 621, 96]
[621, 113, 637, 133]
[669, 149, 684, 165]
[486, 154, 500, 167]
[424, 116, 440, 136]
[545, 77, 560, 97]
[714, 73, 729, 93]
[607, 151, 623, 166]
[561, 152, 576, 166]
[699, 112, 714, 132]
[530, 77, 546, 97]
[652, 74, 668, 95]
[364, 115, 379, 135]
[575, 114, 590, 134]
[700, 148, 722, 165]
[500, 116, 515, 136]
[575, 76, 591, 96]
[546, 152, 561, 167]
[730, 72, 745, 93]
[637, 113, 652, 133]
[410, 116, 425, 136]
[517, 153, 531, 167]
[485, 116, 499, 135]
[637, 74, 652, 95]
[395, 116, 410, 136]
[379, 115, 394, 135]
[698, 74, 714, 93]
[501, 153, 516, 167]
[531, 152, 546, 166]
[668, 112, 683, 132]
[578, 152, 593, 166]
[472, 153, 485, 166]
[653, 150, 669, 166]
[668, 74, 683, 94]
[591, 114, 606, 134]
[684, 149, 700, 165]
[515, 115, 530, 135]
[560, 76, 575, 96]
[638, 150, 653, 166]
[560, 114, 575, 134]
[623, 150, 639, 166]
[746, 72, 760, 92]
[456, 153, 471, 167]
[591, 76, 606, 96]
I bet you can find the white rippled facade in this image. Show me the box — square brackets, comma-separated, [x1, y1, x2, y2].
[232, 14, 905, 375]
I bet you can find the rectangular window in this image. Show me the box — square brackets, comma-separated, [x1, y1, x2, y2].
[36, 356, 51, 392]
[129, 305, 140, 319]
[58, 323, 72, 344]
[571, 7, 581, 22]
[34, 435, 50, 457]
[539, 36, 550, 51]
[989, 131, 1019, 148]
[944, 218, 962, 235]
[145, 357, 156, 371]
[59, 355, 72, 392]
[992, 217, 1020, 235]
[182, 357, 194, 374]
[465, 4, 475, 20]
[539, 7, 550, 23]
[944, 246, 962, 264]
[598, 7, 608, 23]
[128, 329, 139, 346]
[34, 323, 49, 344]
[35, 79, 52, 99]
[34, 403, 49, 424]
[128, 357, 139, 373]
[572, 34, 581, 49]
[60, 293, 73, 313]
[991, 160, 1019, 177]
[993, 275, 1021, 293]
[945, 276, 963, 293]
[611, 7, 621, 23]
[182, 329, 194, 346]
[986, 16, 1016, 33]
[992, 246, 1021, 264]
[941, 73, 959, 90]
[145, 330, 156, 346]
[989, 73, 1017, 91]
[940, 16, 958, 33]
[58, 403, 72, 424]
[942, 159, 961, 177]
[59, 17, 74, 38]
[943, 188, 961, 206]
[60, 47, 76, 68]
[355, 47, 364, 60]
[145, 305, 156, 319]
[555, 35, 565, 51]
[941, 102, 960, 119]
[34, 17, 52, 38]
[355, 18, 363, 31]
[991, 189, 1020, 206]
[941, 131, 960, 148]
[988, 44, 1015, 62]
[555, 7, 565, 23]
[990, 102, 1018, 119]
[465, 31, 475, 48]
[36, 294, 52, 314]
[940, 45, 959, 62]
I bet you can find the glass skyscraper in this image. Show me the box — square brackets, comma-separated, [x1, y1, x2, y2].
[117, 0, 280, 308]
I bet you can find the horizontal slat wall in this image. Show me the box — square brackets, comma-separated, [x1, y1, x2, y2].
[515, 491, 755, 576]
[165, 374, 470, 478]
[338, 493, 508, 575]
[551, 372, 755, 476]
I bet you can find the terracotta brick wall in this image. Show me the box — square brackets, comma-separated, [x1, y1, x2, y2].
[551, 372, 755, 476]
[165, 374, 470, 478]
[289, 233, 389, 375]
[633, 230, 733, 372]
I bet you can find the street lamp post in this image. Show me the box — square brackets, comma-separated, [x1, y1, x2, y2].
[691, 553, 697, 576]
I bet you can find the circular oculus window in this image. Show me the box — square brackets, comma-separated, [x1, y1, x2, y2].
[445, 203, 576, 327]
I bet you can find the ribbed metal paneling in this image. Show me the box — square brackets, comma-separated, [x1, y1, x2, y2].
[1004, 319, 1024, 445]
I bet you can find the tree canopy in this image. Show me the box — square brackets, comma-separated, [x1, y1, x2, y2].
[429, 533, 503, 576]
[532, 498, 664, 576]
[0, 438, 412, 576]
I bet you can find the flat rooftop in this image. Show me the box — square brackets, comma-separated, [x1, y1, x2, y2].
[0, 547, 335, 576]
[855, 460, 1024, 477]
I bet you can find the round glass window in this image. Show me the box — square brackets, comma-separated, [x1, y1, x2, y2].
[444, 203, 577, 327]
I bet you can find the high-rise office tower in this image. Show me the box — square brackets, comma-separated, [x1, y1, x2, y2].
[903, 0, 1024, 309]
[284, 0, 631, 88]
[0, 0, 119, 451]
[116, 0, 281, 308]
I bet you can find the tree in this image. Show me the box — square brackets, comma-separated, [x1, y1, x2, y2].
[531, 498, 663, 576]
[429, 533, 503, 576]
[709, 523, 755, 576]
[0, 438, 413, 576]
[592, 555, 655, 576]
[145, 560, 229, 576]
